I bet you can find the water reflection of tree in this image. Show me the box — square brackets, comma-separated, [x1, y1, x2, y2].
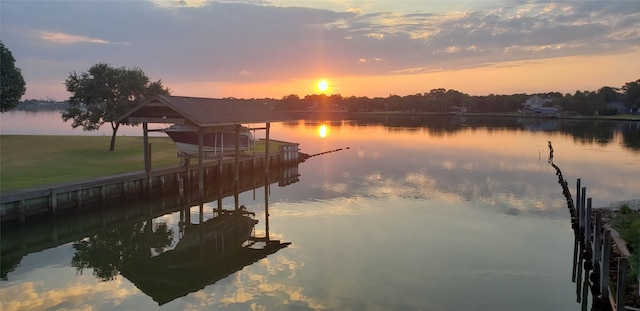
[557, 121, 616, 146]
[621, 123, 640, 151]
[71, 221, 173, 281]
[286, 115, 640, 152]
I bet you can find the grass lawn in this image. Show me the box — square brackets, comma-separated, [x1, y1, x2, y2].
[0, 136, 283, 192]
[0, 135, 181, 192]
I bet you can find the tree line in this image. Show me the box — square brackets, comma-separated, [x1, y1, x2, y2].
[275, 82, 640, 115]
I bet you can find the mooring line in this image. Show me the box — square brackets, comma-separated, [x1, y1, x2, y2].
[299, 147, 350, 162]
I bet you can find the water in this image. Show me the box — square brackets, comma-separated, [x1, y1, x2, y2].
[1, 112, 639, 310]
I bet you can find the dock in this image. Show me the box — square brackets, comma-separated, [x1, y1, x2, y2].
[0, 142, 300, 224]
[1, 160, 299, 280]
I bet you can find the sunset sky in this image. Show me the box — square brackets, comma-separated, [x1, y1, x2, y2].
[1, 0, 639, 101]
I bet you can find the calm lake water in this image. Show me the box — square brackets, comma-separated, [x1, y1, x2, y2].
[1, 111, 639, 310]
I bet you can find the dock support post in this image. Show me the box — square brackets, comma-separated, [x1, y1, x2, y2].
[265, 122, 271, 174]
[18, 200, 26, 224]
[77, 190, 83, 209]
[185, 158, 191, 189]
[147, 143, 153, 193]
[198, 128, 204, 198]
[234, 124, 240, 183]
[50, 189, 57, 217]
[101, 186, 107, 206]
[143, 123, 150, 172]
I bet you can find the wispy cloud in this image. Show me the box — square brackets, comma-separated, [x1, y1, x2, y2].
[40, 31, 127, 45]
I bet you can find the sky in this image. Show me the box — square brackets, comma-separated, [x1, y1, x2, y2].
[1, 0, 639, 100]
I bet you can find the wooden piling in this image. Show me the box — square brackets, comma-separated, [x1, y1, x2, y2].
[50, 189, 57, 217]
[576, 178, 581, 223]
[585, 198, 592, 250]
[593, 212, 601, 265]
[601, 230, 611, 297]
[616, 257, 627, 311]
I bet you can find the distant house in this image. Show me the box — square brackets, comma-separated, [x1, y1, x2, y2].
[523, 95, 553, 110]
[606, 101, 629, 114]
[448, 105, 468, 114]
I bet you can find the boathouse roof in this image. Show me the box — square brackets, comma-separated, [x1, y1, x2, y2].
[116, 95, 292, 127]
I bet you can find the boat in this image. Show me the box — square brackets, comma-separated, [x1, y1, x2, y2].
[164, 124, 254, 156]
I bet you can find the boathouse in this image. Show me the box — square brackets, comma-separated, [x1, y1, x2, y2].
[117, 95, 295, 195]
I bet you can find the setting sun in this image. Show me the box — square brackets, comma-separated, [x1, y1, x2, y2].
[317, 80, 329, 92]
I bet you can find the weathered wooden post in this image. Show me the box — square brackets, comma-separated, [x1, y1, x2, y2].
[616, 257, 627, 311]
[50, 189, 57, 218]
[178, 175, 184, 198]
[600, 229, 611, 297]
[572, 235, 579, 282]
[580, 187, 587, 234]
[576, 178, 581, 226]
[585, 198, 592, 249]
[593, 211, 601, 265]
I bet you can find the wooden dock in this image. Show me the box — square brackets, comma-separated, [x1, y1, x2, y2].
[0, 142, 300, 224]
[1, 162, 298, 280]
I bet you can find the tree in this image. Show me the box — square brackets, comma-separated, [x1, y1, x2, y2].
[0, 41, 26, 112]
[63, 63, 170, 151]
[622, 79, 640, 108]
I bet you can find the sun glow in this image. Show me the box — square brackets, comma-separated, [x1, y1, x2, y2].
[318, 124, 328, 138]
[317, 80, 329, 92]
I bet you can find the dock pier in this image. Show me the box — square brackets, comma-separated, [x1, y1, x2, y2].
[0, 142, 300, 224]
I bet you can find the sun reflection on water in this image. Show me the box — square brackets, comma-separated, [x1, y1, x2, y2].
[318, 124, 328, 138]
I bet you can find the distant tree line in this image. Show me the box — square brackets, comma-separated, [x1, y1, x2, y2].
[16, 99, 69, 111]
[274, 79, 640, 115]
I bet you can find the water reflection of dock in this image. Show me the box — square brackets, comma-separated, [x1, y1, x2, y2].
[120, 207, 289, 305]
[1, 164, 297, 281]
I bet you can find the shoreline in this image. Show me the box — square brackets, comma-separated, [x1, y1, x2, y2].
[283, 110, 640, 122]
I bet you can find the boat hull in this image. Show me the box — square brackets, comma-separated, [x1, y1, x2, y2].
[165, 125, 253, 156]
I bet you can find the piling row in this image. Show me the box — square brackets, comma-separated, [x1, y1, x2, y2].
[549, 141, 638, 310]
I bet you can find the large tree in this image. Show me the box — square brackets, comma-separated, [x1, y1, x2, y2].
[63, 63, 170, 151]
[0, 41, 26, 112]
[622, 79, 640, 108]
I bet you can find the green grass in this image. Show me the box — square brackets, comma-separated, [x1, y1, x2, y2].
[0, 135, 181, 192]
[0, 136, 286, 192]
[613, 204, 640, 280]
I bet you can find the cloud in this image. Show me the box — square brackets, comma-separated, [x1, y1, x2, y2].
[40, 31, 126, 45]
[1, 0, 639, 99]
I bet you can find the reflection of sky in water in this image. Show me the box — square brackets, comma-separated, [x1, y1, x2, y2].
[1, 117, 638, 310]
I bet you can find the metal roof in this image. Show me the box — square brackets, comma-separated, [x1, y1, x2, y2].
[117, 95, 292, 127]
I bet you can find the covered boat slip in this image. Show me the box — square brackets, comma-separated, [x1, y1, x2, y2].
[117, 95, 294, 196]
